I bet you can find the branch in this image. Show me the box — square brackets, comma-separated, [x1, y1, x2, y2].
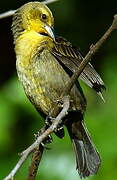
[27, 144, 44, 180]
[3, 96, 70, 180]
[0, 0, 59, 19]
[27, 127, 46, 180]
[43, 0, 59, 4]
[3, 13, 117, 180]
[0, 10, 16, 19]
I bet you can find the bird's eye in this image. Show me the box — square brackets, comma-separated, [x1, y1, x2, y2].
[41, 14, 47, 20]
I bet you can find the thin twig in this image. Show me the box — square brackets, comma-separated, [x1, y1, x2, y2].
[0, 0, 59, 19]
[0, 10, 16, 19]
[43, 0, 59, 4]
[3, 96, 70, 180]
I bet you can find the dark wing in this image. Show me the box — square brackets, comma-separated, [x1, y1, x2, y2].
[51, 36, 106, 99]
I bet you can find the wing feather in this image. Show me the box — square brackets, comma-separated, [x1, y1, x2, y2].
[51, 36, 106, 97]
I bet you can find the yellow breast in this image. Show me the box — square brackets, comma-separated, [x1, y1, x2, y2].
[15, 30, 52, 67]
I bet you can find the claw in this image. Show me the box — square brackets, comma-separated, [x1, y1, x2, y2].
[34, 130, 53, 145]
[45, 115, 55, 126]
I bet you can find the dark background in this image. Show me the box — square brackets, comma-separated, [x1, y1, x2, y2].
[0, 0, 117, 179]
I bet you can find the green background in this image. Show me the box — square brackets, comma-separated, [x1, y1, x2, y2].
[0, 0, 117, 179]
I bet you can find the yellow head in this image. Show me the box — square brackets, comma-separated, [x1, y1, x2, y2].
[12, 2, 55, 42]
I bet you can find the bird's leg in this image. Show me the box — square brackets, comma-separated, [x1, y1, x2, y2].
[45, 114, 65, 138]
[45, 114, 54, 126]
[45, 96, 70, 139]
[45, 99, 67, 139]
[45, 96, 70, 128]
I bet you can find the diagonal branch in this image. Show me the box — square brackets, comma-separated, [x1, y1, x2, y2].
[0, 0, 59, 19]
[3, 13, 117, 180]
[62, 15, 117, 95]
[3, 96, 70, 180]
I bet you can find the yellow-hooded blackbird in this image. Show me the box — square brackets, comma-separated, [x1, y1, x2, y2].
[12, 2, 105, 178]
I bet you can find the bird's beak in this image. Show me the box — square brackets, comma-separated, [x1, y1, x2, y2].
[45, 25, 55, 41]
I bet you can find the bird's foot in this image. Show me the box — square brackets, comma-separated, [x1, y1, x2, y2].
[45, 113, 56, 125]
[34, 129, 53, 148]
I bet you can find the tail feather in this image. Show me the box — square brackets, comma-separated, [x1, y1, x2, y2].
[66, 120, 101, 178]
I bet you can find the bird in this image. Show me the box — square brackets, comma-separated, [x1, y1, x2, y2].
[11, 1, 105, 178]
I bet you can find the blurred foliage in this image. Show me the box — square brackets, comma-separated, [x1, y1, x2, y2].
[0, 0, 117, 180]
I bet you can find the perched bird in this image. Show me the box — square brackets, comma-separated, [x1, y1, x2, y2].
[12, 2, 105, 178]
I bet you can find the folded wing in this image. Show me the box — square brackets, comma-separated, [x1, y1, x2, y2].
[51, 36, 106, 98]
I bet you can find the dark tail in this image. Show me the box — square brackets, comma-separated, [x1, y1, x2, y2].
[65, 114, 101, 178]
